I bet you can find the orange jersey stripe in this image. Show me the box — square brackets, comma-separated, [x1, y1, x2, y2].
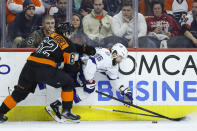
[49, 33, 69, 50]
[61, 91, 74, 102]
[3, 95, 17, 109]
[27, 56, 56, 68]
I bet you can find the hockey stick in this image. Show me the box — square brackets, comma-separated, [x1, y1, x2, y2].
[90, 106, 162, 118]
[96, 90, 186, 121]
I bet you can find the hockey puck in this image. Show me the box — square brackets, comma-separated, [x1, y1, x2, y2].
[152, 121, 158, 123]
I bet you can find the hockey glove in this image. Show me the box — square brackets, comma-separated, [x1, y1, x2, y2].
[119, 85, 133, 104]
[84, 80, 96, 93]
[82, 44, 96, 56]
[73, 89, 82, 103]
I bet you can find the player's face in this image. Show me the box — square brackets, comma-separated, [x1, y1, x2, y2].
[153, 4, 162, 17]
[112, 52, 123, 64]
[72, 15, 80, 29]
[115, 56, 123, 63]
[192, 2, 197, 17]
[43, 18, 55, 33]
[57, 0, 67, 11]
[93, 0, 104, 15]
[122, 6, 133, 20]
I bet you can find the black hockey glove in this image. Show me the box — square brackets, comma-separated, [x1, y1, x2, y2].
[82, 44, 96, 56]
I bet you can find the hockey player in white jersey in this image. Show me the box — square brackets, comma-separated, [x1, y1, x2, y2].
[45, 43, 133, 122]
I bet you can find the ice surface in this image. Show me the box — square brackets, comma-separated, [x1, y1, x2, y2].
[1, 119, 197, 131]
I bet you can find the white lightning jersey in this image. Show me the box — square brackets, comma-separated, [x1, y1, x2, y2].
[83, 48, 122, 91]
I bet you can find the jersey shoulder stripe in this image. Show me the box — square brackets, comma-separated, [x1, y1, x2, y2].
[49, 33, 69, 50]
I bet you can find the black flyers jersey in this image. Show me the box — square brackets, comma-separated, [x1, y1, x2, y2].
[27, 32, 83, 68]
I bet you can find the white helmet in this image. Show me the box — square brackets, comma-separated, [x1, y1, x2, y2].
[111, 43, 128, 59]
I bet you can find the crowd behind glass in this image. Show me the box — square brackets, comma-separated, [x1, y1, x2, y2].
[0, 0, 197, 48]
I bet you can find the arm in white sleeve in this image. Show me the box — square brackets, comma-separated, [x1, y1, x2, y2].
[138, 14, 147, 37]
[7, 3, 23, 14]
[105, 66, 122, 91]
[83, 59, 97, 81]
[110, 78, 122, 91]
[111, 17, 128, 37]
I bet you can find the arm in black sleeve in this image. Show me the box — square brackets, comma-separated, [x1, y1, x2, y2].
[65, 37, 96, 56]
[75, 44, 96, 56]
[181, 24, 190, 34]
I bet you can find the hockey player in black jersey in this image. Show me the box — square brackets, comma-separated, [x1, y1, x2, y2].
[0, 22, 96, 123]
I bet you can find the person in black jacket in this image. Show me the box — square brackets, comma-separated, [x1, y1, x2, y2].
[104, 0, 122, 16]
[0, 22, 96, 123]
[182, 0, 197, 46]
[7, 0, 42, 48]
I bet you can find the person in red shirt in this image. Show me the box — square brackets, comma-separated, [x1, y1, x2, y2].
[146, 0, 181, 38]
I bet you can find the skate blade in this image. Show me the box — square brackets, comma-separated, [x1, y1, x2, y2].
[45, 106, 80, 123]
[45, 106, 63, 123]
[0, 121, 7, 123]
[0, 118, 8, 124]
[60, 117, 80, 124]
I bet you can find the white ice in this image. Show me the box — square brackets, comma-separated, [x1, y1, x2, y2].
[1, 119, 197, 131]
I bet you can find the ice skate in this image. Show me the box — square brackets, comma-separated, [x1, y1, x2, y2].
[45, 100, 62, 122]
[0, 114, 8, 123]
[61, 110, 81, 123]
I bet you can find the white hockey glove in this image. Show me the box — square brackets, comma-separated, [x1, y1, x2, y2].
[84, 80, 96, 94]
[119, 85, 133, 105]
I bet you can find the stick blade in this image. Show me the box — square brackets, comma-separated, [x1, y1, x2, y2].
[172, 116, 186, 121]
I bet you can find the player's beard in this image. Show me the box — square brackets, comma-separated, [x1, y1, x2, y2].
[112, 58, 117, 66]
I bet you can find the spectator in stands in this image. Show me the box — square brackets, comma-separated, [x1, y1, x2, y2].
[20, 15, 55, 48]
[0, 26, 1, 44]
[7, 0, 42, 48]
[47, 0, 67, 25]
[111, 0, 147, 48]
[42, 0, 56, 9]
[79, 0, 93, 17]
[182, 0, 197, 46]
[139, 0, 165, 16]
[6, 0, 44, 24]
[146, 1, 181, 38]
[104, 0, 123, 16]
[164, 0, 194, 23]
[0, 12, 1, 43]
[73, 0, 83, 14]
[70, 13, 94, 46]
[139, 0, 154, 16]
[82, 0, 112, 44]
